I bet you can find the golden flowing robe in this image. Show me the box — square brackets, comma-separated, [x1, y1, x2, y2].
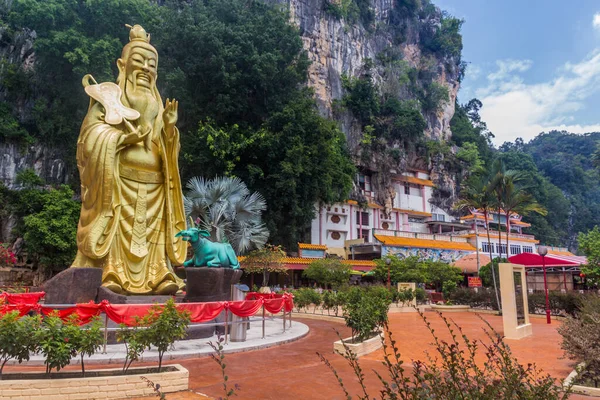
[72, 92, 187, 295]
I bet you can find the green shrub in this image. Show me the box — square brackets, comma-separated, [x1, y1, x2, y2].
[528, 291, 583, 317]
[0, 312, 41, 376]
[343, 286, 391, 341]
[304, 259, 351, 289]
[72, 316, 104, 377]
[559, 295, 600, 387]
[448, 287, 499, 310]
[117, 322, 149, 373]
[144, 298, 190, 371]
[36, 313, 80, 374]
[415, 287, 428, 304]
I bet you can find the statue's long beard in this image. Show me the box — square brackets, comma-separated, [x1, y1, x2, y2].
[123, 74, 160, 148]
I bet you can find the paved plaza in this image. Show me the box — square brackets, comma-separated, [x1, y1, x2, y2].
[137, 311, 591, 399]
[8, 311, 591, 399]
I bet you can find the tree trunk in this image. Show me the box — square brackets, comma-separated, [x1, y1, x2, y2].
[262, 269, 269, 287]
[81, 354, 85, 377]
[506, 211, 511, 259]
[484, 210, 501, 312]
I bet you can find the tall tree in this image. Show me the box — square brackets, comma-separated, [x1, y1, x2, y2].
[455, 170, 501, 311]
[502, 181, 547, 255]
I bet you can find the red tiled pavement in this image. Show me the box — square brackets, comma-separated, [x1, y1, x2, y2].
[142, 312, 587, 399]
[8, 311, 592, 399]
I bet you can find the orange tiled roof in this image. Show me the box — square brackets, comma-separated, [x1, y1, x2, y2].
[460, 233, 539, 244]
[547, 249, 576, 257]
[267, 257, 376, 267]
[511, 220, 531, 227]
[347, 200, 358, 205]
[374, 234, 476, 251]
[298, 243, 327, 250]
[395, 176, 435, 187]
[393, 208, 432, 217]
[460, 214, 486, 221]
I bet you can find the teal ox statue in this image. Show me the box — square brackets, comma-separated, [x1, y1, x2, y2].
[175, 227, 240, 269]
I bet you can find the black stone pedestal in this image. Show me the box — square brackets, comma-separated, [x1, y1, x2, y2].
[43, 267, 102, 304]
[184, 267, 243, 338]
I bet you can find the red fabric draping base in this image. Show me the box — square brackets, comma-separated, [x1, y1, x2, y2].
[0, 294, 294, 326]
[0, 291, 45, 305]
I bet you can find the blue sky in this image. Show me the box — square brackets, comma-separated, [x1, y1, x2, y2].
[435, 0, 600, 145]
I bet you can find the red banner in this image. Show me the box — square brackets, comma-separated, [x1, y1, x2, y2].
[468, 277, 483, 288]
[0, 291, 45, 305]
[0, 293, 294, 326]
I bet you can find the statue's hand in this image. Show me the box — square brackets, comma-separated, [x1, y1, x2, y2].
[118, 125, 151, 146]
[163, 98, 178, 139]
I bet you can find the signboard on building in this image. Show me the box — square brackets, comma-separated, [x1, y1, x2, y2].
[468, 277, 482, 287]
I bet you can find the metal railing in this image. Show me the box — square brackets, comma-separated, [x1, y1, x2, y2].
[372, 229, 469, 243]
[38, 303, 293, 354]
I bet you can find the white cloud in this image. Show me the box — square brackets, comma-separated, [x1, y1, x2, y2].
[466, 64, 481, 80]
[593, 13, 600, 29]
[486, 59, 532, 82]
[475, 52, 600, 144]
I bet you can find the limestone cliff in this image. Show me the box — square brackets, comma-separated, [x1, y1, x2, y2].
[272, 0, 462, 212]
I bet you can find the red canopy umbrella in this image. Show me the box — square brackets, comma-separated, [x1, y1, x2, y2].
[508, 253, 586, 267]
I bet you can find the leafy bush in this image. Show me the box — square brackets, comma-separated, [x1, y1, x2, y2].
[320, 311, 571, 399]
[373, 255, 462, 292]
[71, 316, 104, 377]
[559, 295, 600, 387]
[0, 244, 16, 267]
[448, 287, 500, 310]
[36, 313, 81, 374]
[415, 287, 428, 304]
[292, 288, 322, 313]
[304, 259, 351, 289]
[0, 312, 41, 376]
[117, 322, 149, 373]
[528, 291, 583, 317]
[144, 298, 190, 371]
[343, 286, 391, 341]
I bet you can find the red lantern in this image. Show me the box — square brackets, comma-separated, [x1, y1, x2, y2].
[580, 273, 586, 278]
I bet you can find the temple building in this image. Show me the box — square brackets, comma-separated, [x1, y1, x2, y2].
[309, 170, 543, 269]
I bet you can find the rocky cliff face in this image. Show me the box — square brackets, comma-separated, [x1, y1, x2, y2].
[279, 0, 458, 138]
[274, 0, 462, 211]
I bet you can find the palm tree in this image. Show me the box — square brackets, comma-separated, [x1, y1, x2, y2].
[183, 176, 269, 255]
[502, 181, 547, 255]
[489, 160, 524, 259]
[455, 171, 501, 311]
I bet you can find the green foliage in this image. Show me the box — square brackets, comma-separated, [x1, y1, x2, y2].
[373, 255, 462, 292]
[578, 226, 600, 287]
[242, 244, 287, 287]
[22, 185, 80, 272]
[303, 258, 352, 289]
[117, 321, 149, 373]
[422, 12, 464, 60]
[342, 286, 391, 341]
[0, 312, 41, 375]
[144, 298, 190, 371]
[0, 103, 32, 144]
[292, 288, 323, 312]
[323, 0, 374, 27]
[558, 295, 600, 387]
[208, 336, 240, 399]
[183, 176, 269, 254]
[72, 316, 104, 377]
[448, 287, 500, 311]
[36, 313, 80, 374]
[478, 258, 505, 288]
[341, 73, 380, 124]
[418, 81, 449, 113]
[15, 168, 44, 188]
[320, 311, 571, 399]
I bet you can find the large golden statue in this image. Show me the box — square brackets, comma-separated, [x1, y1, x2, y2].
[71, 25, 186, 295]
